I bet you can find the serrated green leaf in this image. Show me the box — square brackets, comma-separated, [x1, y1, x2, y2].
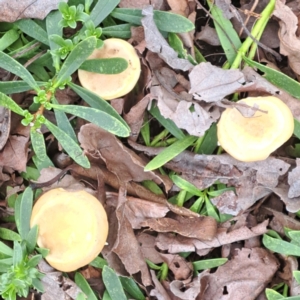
[0, 241, 13, 256]
[0, 51, 39, 90]
[0, 28, 19, 51]
[102, 24, 132, 39]
[30, 128, 48, 161]
[75, 273, 98, 300]
[171, 174, 202, 196]
[207, 0, 241, 64]
[17, 187, 33, 240]
[144, 135, 197, 171]
[44, 119, 90, 168]
[0, 228, 21, 242]
[55, 36, 97, 87]
[111, 8, 194, 33]
[0, 92, 24, 115]
[193, 258, 228, 271]
[52, 97, 77, 142]
[79, 57, 128, 74]
[102, 266, 127, 300]
[15, 19, 49, 46]
[51, 103, 130, 137]
[263, 234, 300, 256]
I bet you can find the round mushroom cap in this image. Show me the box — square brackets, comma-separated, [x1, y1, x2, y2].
[30, 188, 108, 272]
[217, 96, 294, 162]
[78, 38, 141, 100]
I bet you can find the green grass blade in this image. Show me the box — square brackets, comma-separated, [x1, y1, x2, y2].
[79, 58, 128, 74]
[193, 258, 228, 271]
[263, 234, 300, 256]
[244, 56, 300, 99]
[265, 289, 285, 300]
[0, 91, 25, 115]
[102, 24, 132, 39]
[171, 174, 203, 196]
[0, 52, 40, 91]
[102, 266, 127, 300]
[119, 277, 146, 300]
[44, 119, 90, 168]
[51, 104, 130, 137]
[26, 225, 39, 253]
[55, 36, 97, 87]
[207, 0, 241, 65]
[75, 273, 98, 300]
[0, 242, 13, 257]
[90, 0, 120, 27]
[15, 19, 49, 45]
[0, 28, 19, 51]
[17, 187, 33, 240]
[144, 135, 197, 171]
[294, 119, 300, 140]
[111, 8, 194, 33]
[0, 228, 21, 242]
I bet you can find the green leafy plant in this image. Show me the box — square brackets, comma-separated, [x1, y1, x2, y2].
[0, 187, 45, 300]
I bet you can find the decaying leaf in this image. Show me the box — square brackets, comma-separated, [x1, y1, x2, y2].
[288, 158, 300, 198]
[141, 5, 193, 71]
[0, 0, 66, 22]
[198, 248, 278, 300]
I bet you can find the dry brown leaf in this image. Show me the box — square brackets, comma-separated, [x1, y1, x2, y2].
[288, 158, 300, 198]
[141, 5, 193, 71]
[141, 215, 217, 240]
[150, 270, 172, 300]
[273, 1, 300, 75]
[0, 0, 66, 22]
[199, 248, 278, 300]
[189, 62, 246, 102]
[156, 220, 269, 255]
[195, 25, 221, 46]
[78, 123, 172, 190]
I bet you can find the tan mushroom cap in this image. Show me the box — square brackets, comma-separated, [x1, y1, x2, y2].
[217, 96, 294, 162]
[30, 188, 108, 272]
[78, 38, 141, 100]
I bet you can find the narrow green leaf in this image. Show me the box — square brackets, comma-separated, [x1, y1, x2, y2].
[263, 234, 300, 256]
[144, 135, 197, 171]
[288, 231, 300, 244]
[171, 175, 202, 196]
[265, 289, 285, 300]
[79, 58, 128, 74]
[15, 19, 49, 45]
[207, 1, 241, 64]
[46, 10, 63, 51]
[196, 123, 218, 154]
[90, 0, 120, 27]
[102, 24, 132, 39]
[204, 198, 220, 222]
[28, 254, 43, 268]
[44, 119, 90, 168]
[0, 28, 19, 51]
[0, 257, 13, 265]
[0, 81, 45, 94]
[76, 293, 87, 300]
[102, 266, 127, 300]
[0, 91, 24, 115]
[32, 154, 54, 172]
[75, 273, 98, 300]
[111, 8, 194, 33]
[89, 256, 108, 269]
[0, 241, 13, 256]
[119, 277, 146, 300]
[0, 228, 21, 242]
[18, 187, 33, 240]
[26, 225, 39, 254]
[30, 128, 48, 161]
[13, 241, 23, 266]
[32, 278, 45, 293]
[243, 57, 300, 99]
[293, 271, 300, 284]
[28, 64, 50, 81]
[55, 36, 97, 87]
[149, 104, 185, 140]
[51, 103, 130, 137]
[0, 51, 39, 90]
[193, 258, 228, 271]
[68, 83, 129, 130]
[52, 97, 77, 142]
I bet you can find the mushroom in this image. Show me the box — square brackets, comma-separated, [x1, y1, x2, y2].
[30, 188, 108, 272]
[78, 38, 141, 100]
[217, 96, 294, 162]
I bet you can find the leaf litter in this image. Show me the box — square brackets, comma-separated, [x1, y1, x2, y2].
[3, 0, 300, 299]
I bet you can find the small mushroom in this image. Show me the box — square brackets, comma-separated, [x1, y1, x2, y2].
[30, 188, 108, 272]
[78, 38, 141, 100]
[217, 96, 294, 162]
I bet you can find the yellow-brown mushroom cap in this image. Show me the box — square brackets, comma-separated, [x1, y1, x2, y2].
[78, 38, 141, 100]
[30, 188, 108, 272]
[217, 96, 294, 162]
